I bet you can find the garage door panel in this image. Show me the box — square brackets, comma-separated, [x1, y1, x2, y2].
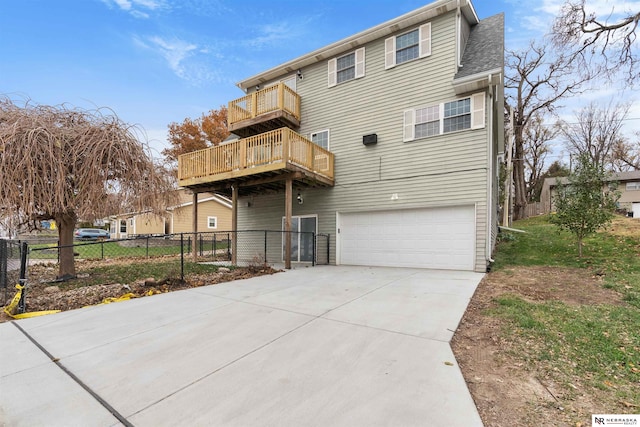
[339, 206, 475, 270]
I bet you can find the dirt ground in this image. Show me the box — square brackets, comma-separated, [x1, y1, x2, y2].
[1, 260, 278, 323]
[451, 266, 628, 427]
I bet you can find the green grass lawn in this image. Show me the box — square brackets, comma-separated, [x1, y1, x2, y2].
[490, 215, 640, 408]
[29, 238, 230, 260]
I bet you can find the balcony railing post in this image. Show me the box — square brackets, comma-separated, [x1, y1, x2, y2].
[278, 82, 285, 111]
[282, 129, 290, 163]
[251, 92, 257, 118]
[240, 139, 247, 169]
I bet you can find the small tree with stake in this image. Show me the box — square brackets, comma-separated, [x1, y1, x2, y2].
[550, 154, 619, 257]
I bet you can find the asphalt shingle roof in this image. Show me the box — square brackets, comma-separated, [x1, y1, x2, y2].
[455, 13, 504, 80]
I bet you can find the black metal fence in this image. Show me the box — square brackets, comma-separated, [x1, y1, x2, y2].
[25, 230, 330, 267]
[0, 239, 28, 311]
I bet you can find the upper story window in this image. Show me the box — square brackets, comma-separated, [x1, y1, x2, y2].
[626, 182, 640, 191]
[328, 48, 365, 87]
[443, 98, 471, 133]
[403, 92, 485, 142]
[385, 23, 431, 69]
[311, 130, 330, 150]
[396, 29, 420, 64]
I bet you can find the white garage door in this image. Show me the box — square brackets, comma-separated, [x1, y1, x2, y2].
[633, 203, 640, 219]
[338, 206, 475, 270]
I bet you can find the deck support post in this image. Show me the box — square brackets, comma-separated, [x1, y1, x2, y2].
[285, 178, 292, 269]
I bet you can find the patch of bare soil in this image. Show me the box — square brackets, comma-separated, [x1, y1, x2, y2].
[451, 266, 626, 427]
[1, 260, 279, 323]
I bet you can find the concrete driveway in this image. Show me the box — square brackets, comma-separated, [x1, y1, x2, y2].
[1, 266, 484, 426]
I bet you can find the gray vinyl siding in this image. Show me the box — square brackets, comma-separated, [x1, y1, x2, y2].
[239, 11, 492, 272]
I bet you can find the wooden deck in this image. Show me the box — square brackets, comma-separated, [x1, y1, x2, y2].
[178, 128, 334, 194]
[228, 83, 301, 137]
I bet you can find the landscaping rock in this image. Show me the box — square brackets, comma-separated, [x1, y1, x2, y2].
[218, 267, 231, 273]
[44, 286, 61, 293]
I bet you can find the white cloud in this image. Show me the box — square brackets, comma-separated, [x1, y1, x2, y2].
[147, 36, 197, 78]
[101, 0, 168, 18]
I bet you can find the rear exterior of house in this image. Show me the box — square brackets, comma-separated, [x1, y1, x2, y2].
[178, 0, 504, 272]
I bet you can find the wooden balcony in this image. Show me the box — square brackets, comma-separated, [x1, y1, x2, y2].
[228, 83, 301, 138]
[178, 128, 334, 196]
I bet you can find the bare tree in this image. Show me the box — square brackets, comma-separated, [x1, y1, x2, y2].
[0, 98, 176, 279]
[523, 114, 558, 202]
[506, 41, 591, 220]
[611, 133, 640, 171]
[552, 0, 640, 83]
[560, 101, 629, 170]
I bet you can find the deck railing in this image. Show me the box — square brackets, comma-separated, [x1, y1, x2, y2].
[178, 128, 334, 183]
[228, 83, 301, 125]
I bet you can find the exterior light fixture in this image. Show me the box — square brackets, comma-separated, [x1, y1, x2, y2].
[297, 69, 303, 80]
[297, 193, 303, 204]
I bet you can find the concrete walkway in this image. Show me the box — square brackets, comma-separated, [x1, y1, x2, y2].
[0, 266, 484, 426]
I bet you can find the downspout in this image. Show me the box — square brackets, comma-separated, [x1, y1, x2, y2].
[486, 73, 494, 267]
[456, 0, 462, 69]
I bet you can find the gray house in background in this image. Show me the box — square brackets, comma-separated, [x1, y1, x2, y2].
[178, 0, 505, 273]
[540, 170, 640, 218]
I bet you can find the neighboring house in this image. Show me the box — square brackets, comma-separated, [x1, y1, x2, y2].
[168, 193, 233, 234]
[110, 211, 166, 239]
[177, 0, 505, 272]
[540, 170, 640, 218]
[109, 191, 233, 238]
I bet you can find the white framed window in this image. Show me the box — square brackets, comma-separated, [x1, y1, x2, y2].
[403, 92, 485, 142]
[310, 129, 330, 150]
[328, 48, 365, 87]
[120, 220, 126, 233]
[385, 23, 431, 69]
[626, 182, 640, 191]
[207, 216, 217, 229]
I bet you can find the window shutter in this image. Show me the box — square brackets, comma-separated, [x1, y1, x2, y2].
[385, 37, 395, 69]
[328, 58, 337, 88]
[355, 47, 365, 78]
[471, 92, 486, 129]
[419, 23, 431, 58]
[403, 109, 415, 142]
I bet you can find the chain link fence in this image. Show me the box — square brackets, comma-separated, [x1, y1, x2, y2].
[24, 230, 330, 269]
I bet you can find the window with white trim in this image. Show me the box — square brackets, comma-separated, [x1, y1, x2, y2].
[328, 48, 365, 87]
[207, 216, 217, 229]
[310, 130, 329, 150]
[385, 23, 431, 69]
[403, 92, 485, 142]
[626, 182, 640, 190]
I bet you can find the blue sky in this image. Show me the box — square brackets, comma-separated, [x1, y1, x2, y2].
[1, 0, 636, 160]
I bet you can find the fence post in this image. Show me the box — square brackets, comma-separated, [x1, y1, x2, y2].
[213, 234, 217, 260]
[101, 241, 104, 259]
[0, 239, 7, 303]
[227, 232, 231, 261]
[312, 232, 316, 267]
[264, 230, 268, 264]
[199, 234, 203, 256]
[17, 241, 28, 313]
[180, 233, 184, 281]
[146, 236, 150, 258]
[327, 234, 330, 265]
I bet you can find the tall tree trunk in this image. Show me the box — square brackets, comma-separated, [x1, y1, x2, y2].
[513, 133, 528, 220]
[56, 212, 77, 279]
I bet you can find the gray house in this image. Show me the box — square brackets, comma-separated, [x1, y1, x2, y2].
[178, 0, 504, 273]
